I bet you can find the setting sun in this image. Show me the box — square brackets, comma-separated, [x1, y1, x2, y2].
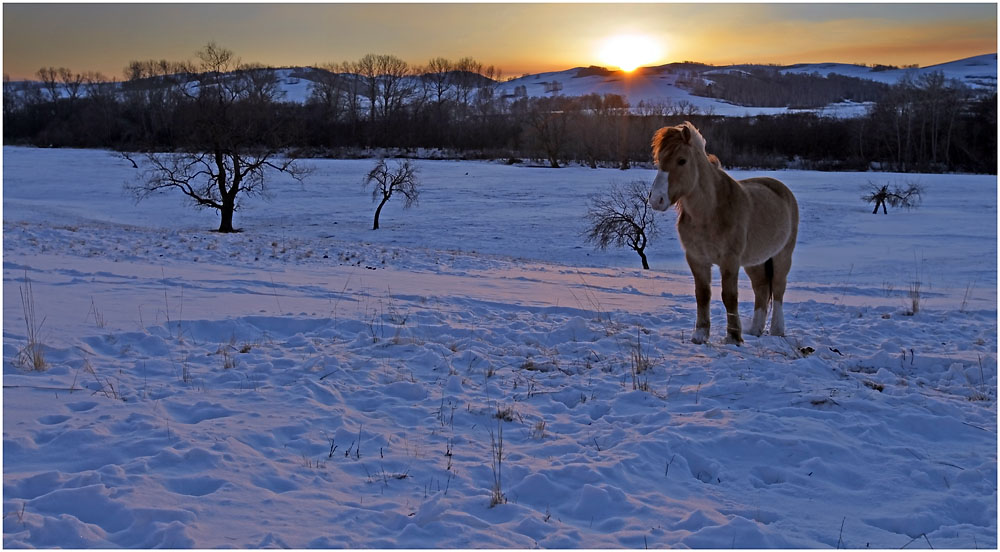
[597, 34, 664, 72]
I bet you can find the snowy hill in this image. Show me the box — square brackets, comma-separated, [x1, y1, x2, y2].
[6, 54, 994, 119]
[780, 53, 998, 89]
[494, 53, 996, 117]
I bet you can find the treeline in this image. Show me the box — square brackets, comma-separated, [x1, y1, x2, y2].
[3, 49, 995, 174]
[685, 68, 888, 108]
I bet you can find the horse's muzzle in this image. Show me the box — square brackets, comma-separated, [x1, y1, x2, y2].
[649, 192, 669, 211]
[648, 171, 671, 211]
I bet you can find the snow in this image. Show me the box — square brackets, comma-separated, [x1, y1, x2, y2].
[3, 146, 997, 548]
[496, 67, 853, 117]
[496, 54, 997, 117]
[781, 54, 999, 90]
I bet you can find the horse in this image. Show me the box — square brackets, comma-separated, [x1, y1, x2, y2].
[648, 122, 798, 345]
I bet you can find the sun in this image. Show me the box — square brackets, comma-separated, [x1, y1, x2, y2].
[597, 34, 663, 72]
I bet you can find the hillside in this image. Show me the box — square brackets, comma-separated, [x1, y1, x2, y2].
[495, 53, 996, 116]
[8, 54, 995, 118]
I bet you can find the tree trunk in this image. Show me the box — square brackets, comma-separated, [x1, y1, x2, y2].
[637, 248, 650, 270]
[373, 196, 390, 230]
[218, 201, 236, 232]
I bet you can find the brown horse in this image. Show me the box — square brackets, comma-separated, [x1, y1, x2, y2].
[648, 122, 798, 344]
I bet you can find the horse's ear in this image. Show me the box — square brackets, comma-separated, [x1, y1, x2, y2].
[681, 125, 691, 144]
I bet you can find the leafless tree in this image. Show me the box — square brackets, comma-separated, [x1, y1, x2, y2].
[308, 63, 345, 118]
[363, 158, 419, 230]
[36, 67, 62, 102]
[424, 57, 454, 110]
[82, 71, 114, 98]
[863, 181, 923, 214]
[472, 63, 502, 119]
[572, 94, 628, 169]
[584, 180, 660, 269]
[355, 54, 381, 123]
[373, 54, 413, 122]
[122, 43, 308, 233]
[57, 68, 85, 103]
[239, 63, 284, 105]
[520, 96, 573, 168]
[453, 57, 482, 110]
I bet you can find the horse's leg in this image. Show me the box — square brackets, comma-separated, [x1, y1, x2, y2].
[769, 250, 793, 336]
[687, 256, 712, 344]
[720, 262, 743, 344]
[744, 263, 770, 337]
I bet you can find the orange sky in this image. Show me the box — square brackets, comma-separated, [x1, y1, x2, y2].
[3, 3, 996, 80]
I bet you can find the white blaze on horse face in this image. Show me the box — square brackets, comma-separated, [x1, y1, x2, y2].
[649, 170, 671, 211]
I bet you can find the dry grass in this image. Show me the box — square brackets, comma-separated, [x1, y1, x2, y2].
[16, 274, 47, 371]
[488, 418, 506, 507]
[629, 326, 653, 392]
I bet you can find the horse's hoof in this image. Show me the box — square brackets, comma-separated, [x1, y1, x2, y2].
[725, 335, 744, 346]
[691, 328, 709, 344]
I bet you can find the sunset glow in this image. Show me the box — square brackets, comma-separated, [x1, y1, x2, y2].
[597, 34, 664, 72]
[1, 4, 995, 80]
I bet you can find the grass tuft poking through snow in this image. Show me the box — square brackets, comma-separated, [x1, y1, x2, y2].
[15, 273, 47, 371]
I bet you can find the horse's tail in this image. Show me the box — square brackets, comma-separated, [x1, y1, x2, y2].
[765, 258, 774, 306]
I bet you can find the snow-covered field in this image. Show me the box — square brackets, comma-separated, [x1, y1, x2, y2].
[3, 146, 996, 548]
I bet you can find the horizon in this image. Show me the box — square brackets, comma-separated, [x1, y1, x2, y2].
[3, 3, 997, 81]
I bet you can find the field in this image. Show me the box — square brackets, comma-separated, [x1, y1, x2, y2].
[3, 146, 996, 548]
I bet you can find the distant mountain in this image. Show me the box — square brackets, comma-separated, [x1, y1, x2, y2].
[781, 53, 997, 88]
[494, 53, 996, 117]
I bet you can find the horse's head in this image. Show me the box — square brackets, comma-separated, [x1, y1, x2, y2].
[648, 121, 708, 211]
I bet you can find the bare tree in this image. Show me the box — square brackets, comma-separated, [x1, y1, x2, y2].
[120, 58, 193, 143]
[572, 94, 627, 169]
[355, 54, 381, 123]
[585, 180, 660, 269]
[337, 60, 366, 136]
[424, 57, 454, 110]
[374, 55, 413, 122]
[58, 68, 85, 103]
[363, 158, 419, 230]
[122, 43, 308, 233]
[239, 63, 284, 105]
[308, 63, 345, 118]
[354, 53, 414, 145]
[36, 67, 62, 102]
[863, 181, 923, 214]
[518, 96, 574, 168]
[453, 57, 482, 110]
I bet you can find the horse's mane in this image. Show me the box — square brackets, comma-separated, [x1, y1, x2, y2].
[651, 121, 708, 163]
